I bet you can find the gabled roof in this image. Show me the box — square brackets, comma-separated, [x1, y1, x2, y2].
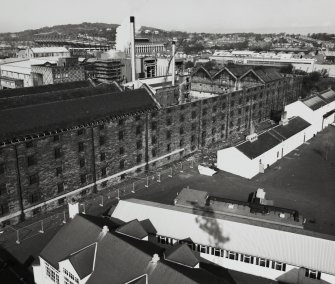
[67, 243, 96, 279]
[212, 67, 237, 81]
[191, 66, 212, 79]
[225, 65, 251, 78]
[116, 219, 148, 240]
[239, 68, 283, 84]
[239, 69, 265, 84]
[165, 244, 199, 268]
[40, 214, 228, 284]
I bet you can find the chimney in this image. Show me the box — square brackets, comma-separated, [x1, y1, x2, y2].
[172, 39, 176, 86]
[97, 225, 109, 241]
[279, 111, 289, 126]
[130, 16, 136, 82]
[246, 120, 258, 142]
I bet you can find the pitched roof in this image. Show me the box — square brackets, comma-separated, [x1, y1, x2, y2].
[67, 243, 96, 279]
[165, 244, 199, 268]
[112, 199, 335, 276]
[116, 219, 148, 240]
[0, 87, 158, 143]
[236, 117, 310, 159]
[40, 214, 228, 284]
[302, 95, 327, 110]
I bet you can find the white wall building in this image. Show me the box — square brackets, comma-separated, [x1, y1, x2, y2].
[217, 116, 313, 179]
[0, 57, 59, 88]
[111, 195, 335, 284]
[18, 47, 70, 58]
[285, 89, 335, 134]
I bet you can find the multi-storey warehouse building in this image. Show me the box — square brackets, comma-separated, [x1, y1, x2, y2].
[0, 66, 302, 224]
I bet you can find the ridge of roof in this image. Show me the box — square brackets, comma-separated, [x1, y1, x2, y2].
[116, 219, 149, 240]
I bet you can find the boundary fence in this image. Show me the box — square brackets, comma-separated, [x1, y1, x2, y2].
[0, 158, 199, 247]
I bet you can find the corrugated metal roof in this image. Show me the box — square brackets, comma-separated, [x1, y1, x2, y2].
[112, 199, 335, 275]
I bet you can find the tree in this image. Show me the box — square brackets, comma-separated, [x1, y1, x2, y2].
[185, 61, 194, 69]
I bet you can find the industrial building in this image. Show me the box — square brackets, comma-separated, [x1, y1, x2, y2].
[111, 188, 335, 283]
[209, 50, 316, 68]
[0, 57, 85, 89]
[33, 213, 233, 284]
[18, 47, 70, 59]
[0, 65, 301, 224]
[217, 115, 313, 179]
[285, 88, 335, 133]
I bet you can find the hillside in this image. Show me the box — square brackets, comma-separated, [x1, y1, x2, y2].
[0, 22, 120, 42]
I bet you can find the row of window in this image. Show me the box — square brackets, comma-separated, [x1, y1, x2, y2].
[157, 235, 286, 272]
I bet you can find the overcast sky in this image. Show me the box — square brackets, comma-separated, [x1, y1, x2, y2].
[1, 0, 335, 34]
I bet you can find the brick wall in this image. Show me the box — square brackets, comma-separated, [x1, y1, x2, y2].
[0, 76, 302, 223]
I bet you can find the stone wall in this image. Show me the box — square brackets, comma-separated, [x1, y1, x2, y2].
[0, 76, 302, 224]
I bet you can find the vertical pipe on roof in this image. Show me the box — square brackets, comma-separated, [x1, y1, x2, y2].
[172, 40, 176, 86]
[130, 16, 136, 83]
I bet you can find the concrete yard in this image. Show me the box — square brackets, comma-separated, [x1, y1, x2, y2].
[2, 126, 335, 283]
[132, 125, 335, 236]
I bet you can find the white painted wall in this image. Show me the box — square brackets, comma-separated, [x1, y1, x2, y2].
[217, 147, 256, 179]
[217, 123, 314, 179]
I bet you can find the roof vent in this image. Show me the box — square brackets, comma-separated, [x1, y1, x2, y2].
[151, 254, 160, 264]
[102, 225, 109, 233]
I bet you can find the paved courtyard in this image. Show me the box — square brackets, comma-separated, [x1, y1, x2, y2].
[1, 126, 335, 283]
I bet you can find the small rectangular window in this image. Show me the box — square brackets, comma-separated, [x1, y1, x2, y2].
[26, 141, 33, 148]
[99, 136, 105, 146]
[79, 158, 85, 168]
[119, 147, 124, 155]
[100, 152, 106, 161]
[29, 174, 39, 185]
[27, 155, 36, 167]
[118, 130, 124, 140]
[0, 184, 7, 196]
[54, 148, 61, 159]
[53, 135, 60, 142]
[57, 183, 64, 193]
[136, 154, 142, 163]
[77, 129, 85, 136]
[0, 163, 4, 175]
[101, 167, 107, 177]
[80, 174, 86, 184]
[78, 142, 84, 152]
[136, 140, 142, 150]
[56, 167, 62, 176]
[136, 125, 142, 135]
[119, 160, 125, 169]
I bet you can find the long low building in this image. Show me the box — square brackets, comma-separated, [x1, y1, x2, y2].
[285, 88, 335, 133]
[111, 189, 335, 283]
[217, 115, 313, 179]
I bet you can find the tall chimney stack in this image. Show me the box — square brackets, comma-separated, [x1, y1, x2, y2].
[130, 16, 136, 82]
[171, 39, 176, 86]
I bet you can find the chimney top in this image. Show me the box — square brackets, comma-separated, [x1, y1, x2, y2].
[102, 225, 109, 234]
[130, 16, 135, 23]
[151, 254, 160, 264]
